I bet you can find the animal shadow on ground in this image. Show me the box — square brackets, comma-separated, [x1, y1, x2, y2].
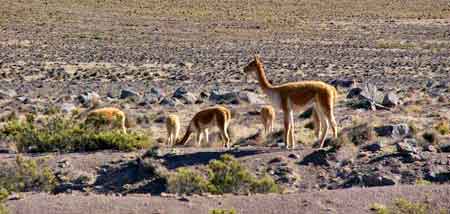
[93, 158, 167, 195]
[298, 148, 336, 167]
[160, 148, 265, 170]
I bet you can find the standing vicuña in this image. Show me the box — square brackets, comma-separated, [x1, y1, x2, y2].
[261, 105, 275, 136]
[243, 55, 338, 149]
[177, 106, 232, 148]
[166, 114, 180, 146]
[84, 107, 127, 133]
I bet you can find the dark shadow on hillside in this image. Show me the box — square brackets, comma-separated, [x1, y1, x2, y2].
[160, 148, 277, 170]
[92, 158, 166, 195]
[298, 148, 335, 166]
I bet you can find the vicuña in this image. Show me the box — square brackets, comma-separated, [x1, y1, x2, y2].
[166, 114, 180, 146]
[177, 106, 232, 148]
[243, 55, 338, 149]
[260, 105, 275, 136]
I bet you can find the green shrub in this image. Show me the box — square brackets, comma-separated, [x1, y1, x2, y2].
[207, 154, 280, 194]
[0, 155, 56, 193]
[435, 121, 450, 135]
[210, 208, 237, 214]
[168, 168, 208, 194]
[168, 155, 280, 195]
[370, 198, 448, 214]
[0, 116, 151, 153]
[0, 203, 8, 214]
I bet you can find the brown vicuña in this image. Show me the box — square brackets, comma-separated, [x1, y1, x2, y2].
[84, 107, 127, 133]
[76, 97, 127, 133]
[243, 55, 338, 149]
[166, 114, 180, 146]
[177, 106, 232, 148]
[260, 105, 275, 136]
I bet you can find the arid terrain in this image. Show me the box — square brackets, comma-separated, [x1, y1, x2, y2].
[1, 0, 450, 213]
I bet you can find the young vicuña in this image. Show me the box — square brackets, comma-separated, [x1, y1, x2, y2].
[166, 114, 180, 146]
[260, 105, 275, 136]
[177, 106, 232, 148]
[243, 55, 338, 149]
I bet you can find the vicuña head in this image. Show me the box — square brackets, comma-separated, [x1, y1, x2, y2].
[166, 114, 180, 146]
[176, 106, 232, 148]
[244, 55, 338, 149]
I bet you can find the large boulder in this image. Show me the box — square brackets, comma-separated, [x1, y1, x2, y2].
[209, 90, 240, 104]
[374, 124, 410, 138]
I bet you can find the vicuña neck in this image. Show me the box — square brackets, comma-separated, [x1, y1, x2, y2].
[255, 62, 274, 93]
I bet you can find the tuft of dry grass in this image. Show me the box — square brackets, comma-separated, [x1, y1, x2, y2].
[435, 120, 450, 135]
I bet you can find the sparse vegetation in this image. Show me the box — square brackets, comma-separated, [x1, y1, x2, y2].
[210, 208, 237, 214]
[337, 123, 375, 146]
[435, 120, 450, 135]
[376, 40, 416, 50]
[0, 115, 152, 153]
[207, 154, 280, 194]
[0, 155, 56, 195]
[370, 198, 448, 214]
[168, 168, 208, 194]
[422, 131, 440, 145]
[168, 155, 280, 195]
[415, 179, 432, 186]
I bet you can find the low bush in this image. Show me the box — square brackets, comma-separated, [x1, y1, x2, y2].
[435, 121, 450, 135]
[168, 155, 280, 195]
[370, 198, 448, 214]
[209, 208, 237, 214]
[0, 155, 56, 194]
[0, 115, 151, 153]
[167, 168, 208, 194]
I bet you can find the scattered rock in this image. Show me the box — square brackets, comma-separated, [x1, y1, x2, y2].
[269, 156, 286, 164]
[361, 174, 397, 187]
[382, 92, 400, 107]
[439, 143, 450, 153]
[0, 89, 17, 99]
[78, 92, 100, 107]
[120, 88, 141, 99]
[362, 143, 382, 152]
[239, 91, 265, 105]
[424, 144, 437, 153]
[396, 141, 417, 154]
[288, 153, 300, 159]
[173, 87, 188, 99]
[374, 124, 410, 138]
[329, 79, 355, 88]
[60, 103, 77, 114]
[16, 96, 29, 104]
[299, 149, 332, 166]
[209, 90, 240, 104]
[159, 97, 181, 107]
[347, 88, 362, 99]
[425, 166, 450, 182]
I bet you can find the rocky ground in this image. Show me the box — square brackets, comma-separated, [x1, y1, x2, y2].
[1, 0, 450, 213]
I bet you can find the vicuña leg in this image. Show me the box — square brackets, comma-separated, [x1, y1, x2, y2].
[316, 101, 329, 148]
[196, 131, 203, 146]
[312, 108, 321, 138]
[283, 111, 292, 149]
[289, 110, 295, 149]
[203, 129, 209, 144]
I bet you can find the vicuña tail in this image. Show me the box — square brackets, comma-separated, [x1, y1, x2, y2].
[177, 125, 192, 145]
